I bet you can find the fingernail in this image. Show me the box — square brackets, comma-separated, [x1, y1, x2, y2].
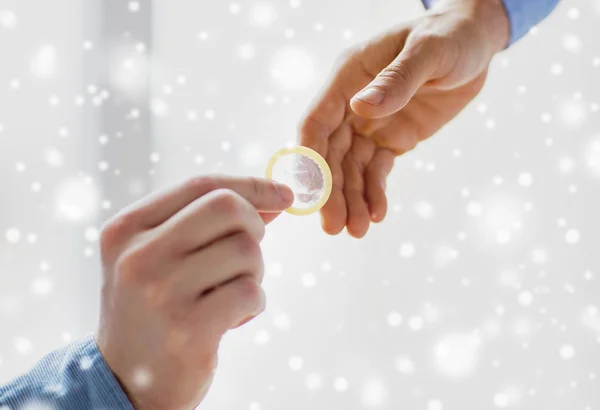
[354, 87, 385, 105]
[274, 182, 294, 202]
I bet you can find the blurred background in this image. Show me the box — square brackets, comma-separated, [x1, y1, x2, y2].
[1, 0, 599, 409]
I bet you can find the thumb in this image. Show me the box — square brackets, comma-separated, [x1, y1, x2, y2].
[235, 177, 295, 213]
[350, 38, 439, 119]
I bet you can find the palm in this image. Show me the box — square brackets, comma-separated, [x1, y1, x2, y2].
[300, 25, 488, 238]
[346, 54, 487, 155]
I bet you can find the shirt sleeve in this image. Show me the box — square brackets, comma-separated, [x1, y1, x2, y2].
[421, 0, 561, 46]
[0, 336, 134, 410]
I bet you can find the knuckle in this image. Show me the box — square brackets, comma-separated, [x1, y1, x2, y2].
[299, 114, 332, 142]
[399, 132, 420, 154]
[379, 60, 413, 86]
[185, 176, 218, 197]
[209, 189, 245, 217]
[234, 232, 262, 259]
[248, 176, 265, 198]
[99, 213, 137, 253]
[411, 31, 444, 47]
[235, 232, 264, 282]
[408, 30, 454, 65]
[114, 245, 151, 285]
[254, 222, 266, 243]
[236, 275, 262, 307]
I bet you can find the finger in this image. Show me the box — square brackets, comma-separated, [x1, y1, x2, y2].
[299, 46, 376, 155]
[170, 231, 264, 300]
[320, 124, 353, 235]
[350, 36, 441, 119]
[195, 275, 266, 340]
[321, 187, 346, 235]
[298, 65, 349, 157]
[343, 137, 374, 239]
[159, 189, 265, 254]
[365, 148, 396, 223]
[114, 176, 294, 229]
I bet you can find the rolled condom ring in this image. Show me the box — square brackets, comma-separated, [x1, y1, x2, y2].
[265, 146, 332, 216]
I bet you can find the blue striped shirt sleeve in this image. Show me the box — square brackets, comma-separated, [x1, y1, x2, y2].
[0, 336, 133, 410]
[421, 0, 561, 46]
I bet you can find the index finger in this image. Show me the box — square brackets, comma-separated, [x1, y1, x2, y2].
[113, 175, 294, 229]
[298, 58, 350, 157]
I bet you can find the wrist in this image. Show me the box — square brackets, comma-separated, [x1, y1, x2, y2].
[473, 0, 510, 52]
[429, 0, 510, 53]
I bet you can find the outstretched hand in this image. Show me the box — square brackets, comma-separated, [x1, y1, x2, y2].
[299, 0, 509, 238]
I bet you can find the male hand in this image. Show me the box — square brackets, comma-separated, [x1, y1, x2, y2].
[96, 175, 294, 410]
[299, 0, 509, 238]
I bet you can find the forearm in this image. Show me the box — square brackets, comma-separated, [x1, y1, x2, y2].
[425, 0, 510, 53]
[440, 0, 509, 51]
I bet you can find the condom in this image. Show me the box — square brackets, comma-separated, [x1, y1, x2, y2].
[265, 146, 332, 216]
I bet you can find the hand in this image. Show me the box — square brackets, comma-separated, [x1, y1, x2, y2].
[95, 175, 294, 410]
[299, 0, 509, 238]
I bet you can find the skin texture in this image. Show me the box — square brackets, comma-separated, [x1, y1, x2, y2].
[95, 176, 294, 410]
[299, 0, 510, 238]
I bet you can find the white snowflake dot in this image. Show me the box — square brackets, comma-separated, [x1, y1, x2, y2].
[5, 228, 21, 243]
[560, 344, 575, 359]
[550, 63, 563, 75]
[132, 367, 153, 389]
[238, 43, 256, 60]
[0, 10, 18, 29]
[517, 173, 533, 187]
[250, 2, 277, 27]
[494, 393, 509, 408]
[14, 337, 32, 354]
[387, 311, 403, 327]
[395, 356, 415, 375]
[408, 316, 424, 331]
[80, 356, 94, 370]
[333, 377, 348, 392]
[399, 243, 415, 258]
[562, 33, 582, 53]
[254, 329, 270, 344]
[567, 7, 579, 19]
[428, 399, 444, 410]
[565, 229, 580, 244]
[32, 278, 53, 295]
[273, 313, 291, 330]
[361, 377, 388, 407]
[301, 272, 316, 288]
[518, 291, 534, 306]
[305, 373, 323, 391]
[289, 356, 303, 371]
[414, 201, 434, 219]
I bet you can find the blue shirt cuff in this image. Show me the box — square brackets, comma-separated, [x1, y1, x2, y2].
[502, 0, 560, 44]
[0, 336, 134, 409]
[420, 0, 560, 46]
